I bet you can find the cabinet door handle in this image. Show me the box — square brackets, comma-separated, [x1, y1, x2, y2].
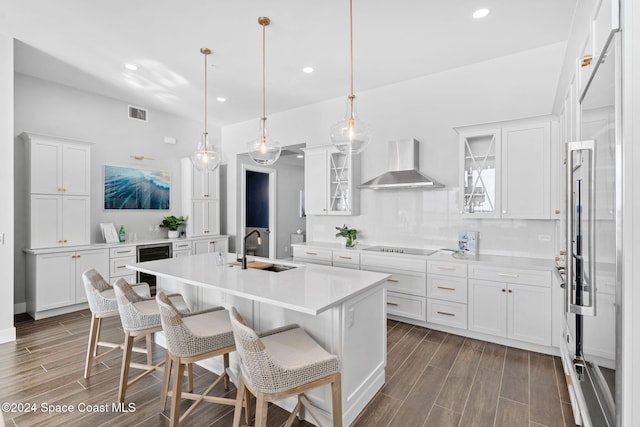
[498, 273, 519, 278]
[209, 241, 215, 245]
[204, 194, 209, 197]
[76, 255, 80, 258]
[502, 288, 506, 292]
[177, 244, 188, 248]
[437, 311, 455, 317]
[57, 187, 63, 192]
[436, 286, 456, 291]
[387, 278, 399, 283]
[204, 230, 209, 233]
[63, 240, 68, 243]
[63, 188, 67, 192]
[71, 255, 76, 259]
[508, 289, 513, 293]
[386, 302, 398, 306]
[58, 240, 63, 244]
[306, 252, 318, 255]
[116, 250, 131, 254]
[338, 256, 352, 260]
[437, 266, 456, 271]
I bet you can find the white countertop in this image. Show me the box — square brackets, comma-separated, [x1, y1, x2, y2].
[24, 235, 229, 255]
[126, 253, 390, 316]
[292, 241, 558, 271]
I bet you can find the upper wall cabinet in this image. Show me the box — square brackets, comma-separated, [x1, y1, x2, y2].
[21, 132, 92, 248]
[22, 132, 91, 196]
[181, 158, 221, 237]
[303, 146, 360, 216]
[457, 119, 553, 220]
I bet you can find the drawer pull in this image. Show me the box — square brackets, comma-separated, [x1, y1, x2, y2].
[338, 256, 353, 260]
[386, 302, 399, 306]
[117, 265, 127, 269]
[306, 252, 318, 255]
[498, 273, 519, 278]
[116, 250, 132, 254]
[177, 244, 189, 248]
[436, 286, 456, 291]
[437, 266, 456, 271]
[437, 311, 455, 317]
[387, 278, 399, 283]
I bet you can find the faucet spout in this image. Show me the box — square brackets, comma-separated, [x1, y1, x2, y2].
[242, 230, 262, 269]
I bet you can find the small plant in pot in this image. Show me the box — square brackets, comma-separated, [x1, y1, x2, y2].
[336, 224, 358, 248]
[160, 215, 186, 238]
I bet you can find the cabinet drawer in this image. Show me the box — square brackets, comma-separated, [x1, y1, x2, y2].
[427, 260, 467, 277]
[427, 299, 467, 329]
[172, 241, 193, 251]
[427, 275, 468, 303]
[333, 262, 360, 270]
[110, 246, 137, 258]
[332, 250, 360, 266]
[292, 246, 333, 262]
[386, 292, 426, 321]
[468, 265, 551, 287]
[361, 253, 426, 273]
[110, 256, 137, 277]
[381, 271, 426, 296]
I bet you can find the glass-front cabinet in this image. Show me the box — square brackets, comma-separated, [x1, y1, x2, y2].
[304, 146, 360, 216]
[459, 129, 501, 218]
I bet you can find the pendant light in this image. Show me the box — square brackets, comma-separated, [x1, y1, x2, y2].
[247, 16, 281, 166]
[191, 48, 221, 173]
[330, 0, 372, 155]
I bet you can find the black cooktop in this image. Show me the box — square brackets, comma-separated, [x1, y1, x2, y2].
[363, 246, 437, 256]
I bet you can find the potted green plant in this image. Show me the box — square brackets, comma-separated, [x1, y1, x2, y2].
[336, 224, 358, 248]
[160, 215, 186, 238]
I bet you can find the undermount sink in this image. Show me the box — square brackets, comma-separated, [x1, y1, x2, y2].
[259, 264, 297, 273]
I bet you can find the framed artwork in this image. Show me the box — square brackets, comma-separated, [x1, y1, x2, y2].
[104, 165, 170, 210]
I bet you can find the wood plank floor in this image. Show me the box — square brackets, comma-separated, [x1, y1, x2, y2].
[0, 312, 576, 426]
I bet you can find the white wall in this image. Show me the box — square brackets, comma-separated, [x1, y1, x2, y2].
[0, 33, 16, 343]
[223, 42, 566, 258]
[13, 74, 222, 308]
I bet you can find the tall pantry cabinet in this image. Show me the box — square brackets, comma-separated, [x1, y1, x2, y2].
[21, 132, 92, 248]
[181, 158, 220, 237]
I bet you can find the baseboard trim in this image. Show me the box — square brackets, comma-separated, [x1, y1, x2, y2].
[14, 302, 26, 314]
[0, 326, 16, 344]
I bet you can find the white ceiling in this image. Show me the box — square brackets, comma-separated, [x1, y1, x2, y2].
[2, 1, 577, 127]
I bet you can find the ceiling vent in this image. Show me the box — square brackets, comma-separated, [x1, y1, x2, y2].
[128, 105, 148, 122]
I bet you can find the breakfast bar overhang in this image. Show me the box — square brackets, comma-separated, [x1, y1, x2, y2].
[127, 253, 390, 425]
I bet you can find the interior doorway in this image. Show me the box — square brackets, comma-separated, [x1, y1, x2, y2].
[241, 164, 276, 258]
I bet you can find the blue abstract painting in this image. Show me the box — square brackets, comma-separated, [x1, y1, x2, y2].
[104, 165, 170, 210]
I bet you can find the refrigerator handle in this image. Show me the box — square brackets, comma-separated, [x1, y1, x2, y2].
[566, 140, 596, 316]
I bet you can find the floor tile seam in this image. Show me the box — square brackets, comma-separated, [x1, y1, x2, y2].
[456, 343, 485, 422]
[425, 341, 462, 425]
[491, 345, 509, 427]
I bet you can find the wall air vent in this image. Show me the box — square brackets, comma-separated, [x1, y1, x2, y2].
[128, 105, 148, 122]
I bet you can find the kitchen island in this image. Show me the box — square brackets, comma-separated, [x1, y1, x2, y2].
[127, 252, 390, 426]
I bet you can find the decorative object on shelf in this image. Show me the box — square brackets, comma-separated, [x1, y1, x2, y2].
[191, 47, 221, 173]
[247, 16, 281, 166]
[100, 223, 119, 243]
[335, 224, 358, 248]
[130, 155, 155, 161]
[104, 165, 170, 210]
[330, 0, 372, 155]
[160, 215, 186, 238]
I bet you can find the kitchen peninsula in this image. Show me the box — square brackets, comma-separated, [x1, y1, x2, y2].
[127, 252, 390, 426]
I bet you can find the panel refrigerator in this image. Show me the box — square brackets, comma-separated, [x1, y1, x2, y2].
[562, 23, 621, 427]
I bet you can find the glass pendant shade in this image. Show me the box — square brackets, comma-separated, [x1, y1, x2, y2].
[191, 132, 220, 172]
[247, 119, 281, 165]
[330, 96, 373, 154]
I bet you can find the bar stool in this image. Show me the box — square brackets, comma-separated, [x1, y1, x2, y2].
[113, 278, 189, 403]
[156, 291, 243, 427]
[228, 307, 342, 427]
[81, 269, 151, 379]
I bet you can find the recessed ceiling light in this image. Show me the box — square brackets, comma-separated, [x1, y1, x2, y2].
[296, 154, 304, 159]
[124, 63, 138, 71]
[216, 97, 227, 103]
[302, 66, 314, 74]
[473, 8, 490, 19]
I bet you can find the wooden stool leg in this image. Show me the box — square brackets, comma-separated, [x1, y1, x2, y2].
[160, 352, 172, 411]
[84, 313, 100, 379]
[146, 333, 153, 365]
[223, 352, 230, 390]
[93, 317, 103, 357]
[118, 332, 135, 403]
[185, 362, 192, 392]
[331, 373, 343, 427]
[245, 387, 253, 425]
[169, 355, 184, 427]
[232, 376, 246, 427]
[255, 393, 268, 427]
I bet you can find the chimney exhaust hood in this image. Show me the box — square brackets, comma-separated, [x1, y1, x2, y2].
[359, 138, 444, 189]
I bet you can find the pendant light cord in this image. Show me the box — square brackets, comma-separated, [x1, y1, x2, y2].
[261, 19, 267, 134]
[204, 50, 208, 135]
[348, 0, 355, 121]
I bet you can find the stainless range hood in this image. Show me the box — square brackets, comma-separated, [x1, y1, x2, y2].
[359, 138, 444, 189]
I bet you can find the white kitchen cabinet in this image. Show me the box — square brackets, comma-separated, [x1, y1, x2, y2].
[456, 118, 553, 220]
[426, 259, 468, 329]
[332, 250, 360, 269]
[109, 245, 137, 284]
[192, 237, 229, 255]
[292, 246, 333, 266]
[172, 240, 193, 258]
[26, 248, 109, 319]
[468, 275, 552, 346]
[303, 146, 360, 216]
[181, 158, 220, 237]
[22, 132, 93, 249]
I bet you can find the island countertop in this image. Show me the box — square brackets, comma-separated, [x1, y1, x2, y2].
[127, 253, 390, 316]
